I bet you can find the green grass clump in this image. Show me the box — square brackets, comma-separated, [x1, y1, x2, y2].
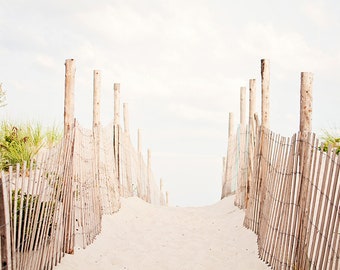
[319, 130, 340, 154]
[0, 121, 62, 171]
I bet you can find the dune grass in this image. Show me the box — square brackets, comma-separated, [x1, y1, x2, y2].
[0, 121, 62, 170]
[319, 129, 340, 154]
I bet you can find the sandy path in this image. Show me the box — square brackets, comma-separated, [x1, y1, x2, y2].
[55, 196, 269, 270]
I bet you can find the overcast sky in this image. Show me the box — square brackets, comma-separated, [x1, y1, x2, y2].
[1, 0, 340, 206]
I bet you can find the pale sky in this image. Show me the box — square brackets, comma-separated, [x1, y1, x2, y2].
[1, 0, 340, 206]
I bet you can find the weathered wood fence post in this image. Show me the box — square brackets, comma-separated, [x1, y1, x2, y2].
[123, 103, 130, 135]
[236, 86, 247, 208]
[160, 178, 165, 205]
[229, 112, 234, 139]
[93, 70, 101, 126]
[227, 112, 234, 194]
[93, 69, 101, 144]
[114, 83, 120, 126]
[63, 59, 77, 254]
[299, 72, 313, 134]
[295, 72, 313, 268]
[113, 83, 121, 196]
[245, 78, 256, 208]
[249, 79, 256, 130]
[257, 59, 270, 244]
[123, 103, 133, 196]
[261, 59, 270, 129]
[137, 129, 143, 199]
[147, 149, 152, 203]
[240, 86, 247, 126]
[222, 112, 234, 198]
[221, 156, 227, 198]
[93, 69, 101, 163]
[64, 59, 75, 136]
[93, 70, 102, 214]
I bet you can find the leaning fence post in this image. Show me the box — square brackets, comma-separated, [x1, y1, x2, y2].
[0, 172, 12, 270]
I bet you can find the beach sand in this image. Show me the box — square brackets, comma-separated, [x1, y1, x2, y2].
[55, 195, 269, 270]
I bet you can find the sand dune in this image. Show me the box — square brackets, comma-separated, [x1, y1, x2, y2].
[55, 196, 269, 270]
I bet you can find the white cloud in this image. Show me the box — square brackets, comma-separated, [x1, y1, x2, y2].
[240, 22, 332, 74]
[35, 54, 58, 70]
[168, 103, 225, 124]
[302, 1, 339, 28]
[78, 7, 144, 40]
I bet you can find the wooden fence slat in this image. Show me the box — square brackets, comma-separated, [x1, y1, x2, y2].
[0, 64, 166, 270]
[304, 142, 324, 268]
[301, 135, 319, 269]
[294, 132, 313, 268]
[245, 125, 262, 232]
[265, 133, 282, 266]
[47, 152, 64, 268]
[261, 132, 280, 263]
[329, 181, 340, 269]
[238, 127, 339, 270]
[320, 150, 340, 269]
[275, 135, 293, 269]
[21, 160, 39, 268]
[1, 171, 12, 270]
[272, 136, 292, 270]
[309, 146, 332, 268]
[284, 133, 299, 267]
[252, 125, 262, 233]
[223, 61, 340, 270]
[314, 150, 337, 269]
[267, 136, 288, 267]
[257, 128, 272, 259]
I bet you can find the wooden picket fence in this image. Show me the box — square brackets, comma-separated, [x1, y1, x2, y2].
[0, 128, 76, 270]
[0, 120, 166, 270]
[222, 60, 340, 269]
[0, 60, 167, 270]
[244, 127, 339, 269]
